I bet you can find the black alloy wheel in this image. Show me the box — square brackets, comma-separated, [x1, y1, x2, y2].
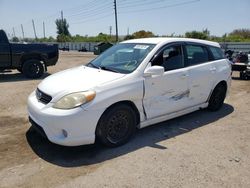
[96, 104, 136, 147]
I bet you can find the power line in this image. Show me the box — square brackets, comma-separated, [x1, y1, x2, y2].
[118, 0, 172, 8]
[71, 12, 113, 24]
[5, 0, 201, 38]
[65, 2, 112, 18]
[119, 0, 200, 14]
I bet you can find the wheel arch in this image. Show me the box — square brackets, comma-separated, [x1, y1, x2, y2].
[208, 80, 228, 102]
[20, 53, 46, 67]
[95, 100, 141, 133]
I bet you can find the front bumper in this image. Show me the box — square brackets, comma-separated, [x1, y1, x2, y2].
[27, 91, 104, 146]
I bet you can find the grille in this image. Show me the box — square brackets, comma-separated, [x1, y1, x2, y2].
[36, 89, 52, 104]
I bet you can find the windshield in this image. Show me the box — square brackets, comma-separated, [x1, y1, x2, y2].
[87, 43, 155, 74]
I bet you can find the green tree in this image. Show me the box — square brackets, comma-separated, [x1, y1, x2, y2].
[55, 18, 71, 42]
[11, 37, 19, 42]
[228, 28, 250, 39]
[185, 30, 208, 39]
[124, 35, 135, 40]
[132, 30, 155, 38]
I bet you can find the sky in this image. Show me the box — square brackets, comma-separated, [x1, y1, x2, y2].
[0, 0, 249, 39]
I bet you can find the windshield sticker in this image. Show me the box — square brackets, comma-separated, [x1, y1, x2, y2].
[134, 45, 149, 50]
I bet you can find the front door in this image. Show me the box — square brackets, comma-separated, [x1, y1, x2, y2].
[143, 44, 190, 119]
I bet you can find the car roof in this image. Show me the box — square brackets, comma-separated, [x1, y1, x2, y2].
[121, 37, 220, 48]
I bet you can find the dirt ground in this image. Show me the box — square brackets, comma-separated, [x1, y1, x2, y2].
[0, 51, 250, 188]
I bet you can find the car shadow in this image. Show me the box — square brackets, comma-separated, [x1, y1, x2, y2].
[26, 103, 234, 168]
[0, 72, 50, 83]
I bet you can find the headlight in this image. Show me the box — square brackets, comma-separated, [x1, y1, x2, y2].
[53, 91, 96, 109]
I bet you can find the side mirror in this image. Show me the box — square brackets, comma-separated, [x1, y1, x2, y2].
[144, 66, 164, 77]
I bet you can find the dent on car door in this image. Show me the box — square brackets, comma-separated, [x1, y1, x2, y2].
[143, 44, 190, 119]
[184, 44, 214, 106]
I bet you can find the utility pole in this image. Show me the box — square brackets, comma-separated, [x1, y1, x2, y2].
[61, 10, 64, 35]
[43, 21, 46, 38]
[32, 19, 37, 40]
[114, 0, 118, 42]
[61, 10, 64, 20]
[21, 24, 25, 39]
[127, 27, 130, 36]
[109, 26, 112, 38]
[12, 27, 16, 37]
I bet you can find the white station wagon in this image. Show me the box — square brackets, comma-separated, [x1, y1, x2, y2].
[28, 38, 231, 147]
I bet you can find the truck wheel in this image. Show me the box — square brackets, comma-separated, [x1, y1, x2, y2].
[22, 60, 44, 78]
[96, 104, 136, 147]
[240, 72, 244, 80]
[208, 83, 227, 111]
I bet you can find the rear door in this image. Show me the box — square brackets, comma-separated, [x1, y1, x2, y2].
[183, 43, 214, 106]
[0, 31, 11, 68]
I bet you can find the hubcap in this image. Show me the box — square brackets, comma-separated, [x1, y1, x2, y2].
[107, 111, 129, 143]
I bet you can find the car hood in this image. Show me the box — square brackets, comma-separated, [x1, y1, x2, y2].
[38, 66, 125, 97]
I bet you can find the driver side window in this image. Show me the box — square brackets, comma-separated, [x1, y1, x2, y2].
[152, 44, 184, 71]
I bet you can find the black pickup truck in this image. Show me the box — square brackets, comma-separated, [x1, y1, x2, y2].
[0, 30, 58, 78]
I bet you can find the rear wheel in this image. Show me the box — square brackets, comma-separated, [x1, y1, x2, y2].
[22, 59, 44, 78]
[208, 83, 227, 111]
[96, 104, 136, 147]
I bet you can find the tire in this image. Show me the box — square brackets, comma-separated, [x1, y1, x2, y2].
[96, 104, 137, 147]
[208, 83, 227, 111]
[240, 72, 244, 80]
[22, 59, 44, 78]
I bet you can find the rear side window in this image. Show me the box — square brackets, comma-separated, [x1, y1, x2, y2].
[185, 45, 209, 66]
[209, 46, 224, 60]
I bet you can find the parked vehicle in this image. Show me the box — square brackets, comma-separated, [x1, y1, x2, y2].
[59, 46, 70, 51]
[78, 46, 88, 52]
[0, 30, 58, 78]
[28, 38, 231, 147]
[231, 51, 250, 80]
[94, 42, 113, 55]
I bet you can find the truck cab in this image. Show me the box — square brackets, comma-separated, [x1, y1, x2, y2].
[0, 30, 11, 68]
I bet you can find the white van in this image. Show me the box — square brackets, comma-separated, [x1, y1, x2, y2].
[28, 38, 231, 147]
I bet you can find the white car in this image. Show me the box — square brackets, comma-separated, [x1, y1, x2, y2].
[28, 38, 231, 147]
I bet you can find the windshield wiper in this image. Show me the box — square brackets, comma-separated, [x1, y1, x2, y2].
[87, 62, 100, 69]
[100, 66, 120, 73]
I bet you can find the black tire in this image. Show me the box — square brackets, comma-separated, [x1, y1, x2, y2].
[240, 72, 244, 80]
[22, 60, 44, 78]
[96, 104, 137, 147]
[208, 83, 227, 111]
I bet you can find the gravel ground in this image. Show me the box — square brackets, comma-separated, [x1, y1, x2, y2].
[0, 51, 250, 188]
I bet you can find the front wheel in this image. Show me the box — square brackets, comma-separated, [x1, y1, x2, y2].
[96, 104, 137, 147]
[208, 83, 227, 111]
[22, 60, 44, 78]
